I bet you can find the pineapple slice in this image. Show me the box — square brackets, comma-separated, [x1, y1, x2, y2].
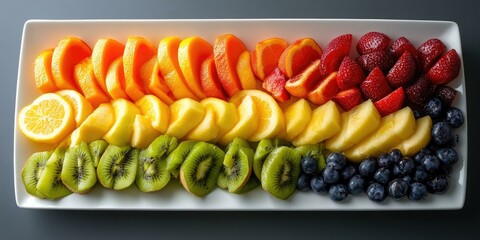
[394, 116, 432, 157]
[103, 99, 141, 146]
[166, 98, 205, 139]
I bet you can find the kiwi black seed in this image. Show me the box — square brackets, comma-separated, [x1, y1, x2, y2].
[97, 145, 139, 190]
[166, 140, 197, 178]
[295, 143, 326, 172]
[261, 146, 301, 200]
[21, 151, 52, 198]
[179, 142, 225, 197]
[217, 138, 253, 193]
[89, 140, 108, 167]
[253, 138, 291, 179]
[136, 135, 177, 192]
[36, 147, 72, 200]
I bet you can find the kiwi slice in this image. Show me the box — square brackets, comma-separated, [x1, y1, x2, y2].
[253, 138, 291, 179]
[97, 145, 139, 190]
[179, 142, 225, 197]
[89, 140, 108, 167]
[21, 151, 52, 198]
[295, 143, 326, 172]
[61, 142, 97, 194]
[166, 140, 197, 178]
[261, 146, 301, 200]
[36, 147, 72, 200]
[217, 138, 254, 192]
[233, 175, 260, 194]
[136, 135, 177, 192]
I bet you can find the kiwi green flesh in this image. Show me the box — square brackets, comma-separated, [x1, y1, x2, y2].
[295, 144, 326, 172]
[145, 135, 178, 158]
[233, 175, 260, 194]
[97, 145, 138, 190]
[61, 142, 97, 194]
[179, 142, 225, 197]
[89, 140, 108, 167]
[218, 145, 253, 192]
[253, 138, 291, 179]
[36, 148, 72, 200]
[166, 140, 197, 178]
[261, 146, 301, 200]
[22, 151, 51, 198]
[223, 137, 250, 168]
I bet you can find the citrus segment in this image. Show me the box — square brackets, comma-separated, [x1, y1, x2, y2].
[56, 89, 94, 127]
[252, 37, 288, 80]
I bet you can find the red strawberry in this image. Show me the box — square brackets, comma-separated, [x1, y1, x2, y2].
[417, 38, 446, 73]
[434, 85, 457, 106]
[333, 87, 363, 111]
[427, 49, 461, 85]
[336, 56, 365, 90]
[374, 87, 405, 116]
[388, 37, 419, 59]
[356, 51, 396, 73]
[320, 34, 352, 76]
[262, 68, 290, 102]
[356, 32, 391, 55]
[386, 51, 416, 88]
[405, 76, 434, 106]
[360, 67, 392, 101]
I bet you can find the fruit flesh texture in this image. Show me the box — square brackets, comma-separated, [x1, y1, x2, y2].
[135, 94, 170, 133]
[22, 151, 52, 198]
[131, 114, 161, 148]
[278, 38, 323, 78]
[74, 57, 111, 108]
[201, 98, 239, 142]
[105, 57, 130, 100]
[214, 34, 247, 97]
[92, 38, 125, 93]
[252, 37, 288, 80]
[142, 57, 175, 105]
[96, 145, 138, 190]
[34, 49, 58, 93]
[166, 98, 205, 139]
[200, 54, 228, 100]
[103, 98, 141, 146]
[56, 89, 94, 128]
[218, 95, 258, 145]
[281, 98, 312, 141]
[236, 51, 257, 90]
[61, 142, 96, 193]
[70, 103, 114, 146]
[394, 116, 432, 157]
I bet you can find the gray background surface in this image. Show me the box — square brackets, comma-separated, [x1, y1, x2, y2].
[1, 0, 478, 239]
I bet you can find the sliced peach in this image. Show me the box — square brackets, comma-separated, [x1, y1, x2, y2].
[140, 57, 175, 105]
[285, 59, 322, 98]
[105, 57, 129, 100]
[92, 38, 125, 93]
[200, 54, 228, 100]
[52, 37, 92, 90]
[157, 36, 199, 100]
[236, 50, 257, 89]
[214, 34, 246, 97]
[74, 57, 110, 107]
[278, 38, 322, 78]
[252, 37, 288, 80]
[34, 48, 58, 93]
[307, 72, 339, 106]
[178, 36, 213, 99]
[123, 36, 157, 101]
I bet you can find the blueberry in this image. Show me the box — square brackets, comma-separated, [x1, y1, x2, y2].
[373, 167, 391, 185]
[413, 109, 424, 119]
[367, 182, 386, 202]
[359, 157, 377, 177]
[388, 179, 409, 199]
[408, 182, 428, 201]
[329, 184, 348, 201]
[322, 166, 340, 184]
[432, 121, 454, 145]
[310, 176, 329, 194]
[393, 157, 415, 177]
[414, 148, 431, 165]
[446, 107, 464, 128]
[348, 175, 366, 195]
[390, 149, 403, 164]
[377, 153, 394, 168]
[437, 165, 453, 177]
[426, 175, 449, 194]
[326, 152, 346, 170]
[402, 175, 414, 185]
[341, 165, 356, 181]
[436, 148, 458, 167]
[421, 154, 440, 172]
[413, 168, 429, 183]
[424, 98, 445, 119]
[296, 174, 312, 191]
[301, 156, 318, 175]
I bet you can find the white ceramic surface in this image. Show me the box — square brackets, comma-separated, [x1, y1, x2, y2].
[14, 19, 467, 210]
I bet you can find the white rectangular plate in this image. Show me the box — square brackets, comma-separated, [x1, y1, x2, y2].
[14, 19, 467, 210]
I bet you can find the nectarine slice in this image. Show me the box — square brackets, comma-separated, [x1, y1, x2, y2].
[157, 36, 199, 100]
[200, 54, 228, 100]
[123, 36, 157, 101]
[236, 50, 257, 90]
[92, 38, 125, 94]
[252, 37, 288, 80]
[214, 34, 246, 97]
[74, 57, 110, 107]
[141, 57, 175, 105]
[105, 57, 129, 100]
[34, 48, 58, 93]
[52, 37, 92, 90]
[178, 36, 213, 99]
[307, 72, 339, 106]
[278, 38, 322, 78]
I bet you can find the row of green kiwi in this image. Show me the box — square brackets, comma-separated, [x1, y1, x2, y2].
[21, 135, 326, 200]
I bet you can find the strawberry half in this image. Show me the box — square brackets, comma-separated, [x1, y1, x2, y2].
[427, 49, 461, 85]
[356, 32, 391, 55]
[285, 59, 322, 98]
[405, 76, 434, 106]
[386, 51, 416, 88]
[388, 37, 419, 60]
[333, 87, 363, 111]
[336, 56, 365, 90]
[360, 67, 392, 101]
[417, 38, 446, 73]
[320, 34, 352, 76]
[262, 68, 290, 102]
[356, 51, 396, 73]
[374, 87, 405, 116]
